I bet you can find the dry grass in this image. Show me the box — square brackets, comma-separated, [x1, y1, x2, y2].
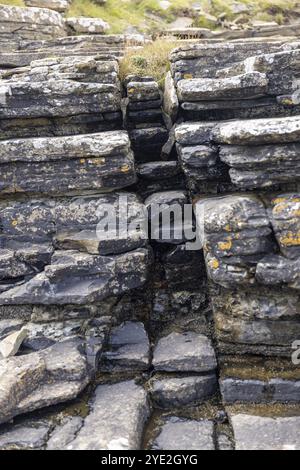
[119, 39, 178, 87]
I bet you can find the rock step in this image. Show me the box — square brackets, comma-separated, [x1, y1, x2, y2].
[67, 381, 150, 450]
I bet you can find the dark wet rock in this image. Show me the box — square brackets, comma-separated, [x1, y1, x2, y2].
[68, 381, 150, 450]
[102, 321, 150, 372]
[129, 127, 169, 162]
[221, 377, 300, 404]
[153, 332, 217, 373]
[231, 414, 300, 450]
[151, 417, 215, 450]
[0, 338, 91, 425]
[162, 244, 207, 291]
[145, 191, 191, 245]
[150, 374, 217, 409]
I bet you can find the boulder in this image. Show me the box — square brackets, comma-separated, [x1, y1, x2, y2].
[66, 17, 110, 35]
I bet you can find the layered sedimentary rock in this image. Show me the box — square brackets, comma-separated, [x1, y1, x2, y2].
[0, 34, 149, 72]
[168, 41, 300, 121]
[0, 338, 91, 425]
[125, 76, 168, 161]
[0, 132, 135, 195]
[0, 5, 67, 42]
[0, 51, 122, 138]
[195, 193, 300, 357]
[24, 0, 71, 13]
[0, 193, 150, 304]
[175, 116, 300, 194]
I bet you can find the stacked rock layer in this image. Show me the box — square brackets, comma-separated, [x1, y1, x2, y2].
[0, 6, 299, 450]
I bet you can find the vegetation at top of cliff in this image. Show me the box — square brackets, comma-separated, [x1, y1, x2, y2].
[119, 38, 178, 86]
[1, 0, 300, 33]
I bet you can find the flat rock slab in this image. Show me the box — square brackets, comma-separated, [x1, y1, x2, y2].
[0, 248, 152, 305]
[231, 414, 300, 450]
[68, 381, 150, 450]
[0, 338, 90, 425]
[0, 5, 66, 41]
[152, 417, 215, 450]
[0, 421, 51, 450]
[47, 417, 83, 450]
[152, 332, 217, 373]
[0, 131, 135, 195]
[103, 321, 150, 372]
[66, 17, 110, 35]
[150, 374, 217, 409]
[24, 0, 71, 13]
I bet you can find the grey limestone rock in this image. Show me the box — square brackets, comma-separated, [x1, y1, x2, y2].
[0, 421, 51, 450]
[231, 414, 300, 450]
[103, 321, 150, 372]
[68, 381, 150, 450]
[0, 5, 66, 41]
[0, 338, 91, 425]
[150, 374, 217, 409]
[152, 417, 215, 450]
[153, 332, 217, 373]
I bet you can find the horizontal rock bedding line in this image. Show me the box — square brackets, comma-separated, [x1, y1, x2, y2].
[175, 116, 300, 190]
[167, 41, 300, 121]
[0, 132, 136, 195]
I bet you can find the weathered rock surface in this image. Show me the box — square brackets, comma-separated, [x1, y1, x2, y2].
[176, 116, 300, 190]
[66, 17, 110, 35]
[153, 332, 217, 373]
[103, 321, 150, 372]
[0, 248, 152, 305]
[150, 374, 217, 409]
[196, 193, 300, 356]
[47, 417, 83, 450]
[145, 191, 192, 244]
[231, 414, 300, 450]
[24, 0, 71, 13]
[0, 339, 91, 425]
[0, 5, 66, 41]
[0, 131, 135, 195]
[68, 381, 149, 450]
[0, 421, 51, 450]
[0, 328, 28, 359]
[151, 417, 215, 450]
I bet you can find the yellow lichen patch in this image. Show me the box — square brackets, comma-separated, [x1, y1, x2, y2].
[280, 98, 294, 106]
[127, 88, 135, 95]
[272, 197, 288, 205]
[184, 74, 193, 79]
[80, 159, 86, 164]
[209, 258, 219, 270]
[218, 239, 232, 251]
[280, 232, 300, 247]
[92, 158, 105, 165]
[11, 220, 18, 227]
[121, 164, 130, 173]
[224, 224, 231, 232]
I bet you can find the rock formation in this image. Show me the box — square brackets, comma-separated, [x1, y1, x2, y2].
[0, 5, 299, 450]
